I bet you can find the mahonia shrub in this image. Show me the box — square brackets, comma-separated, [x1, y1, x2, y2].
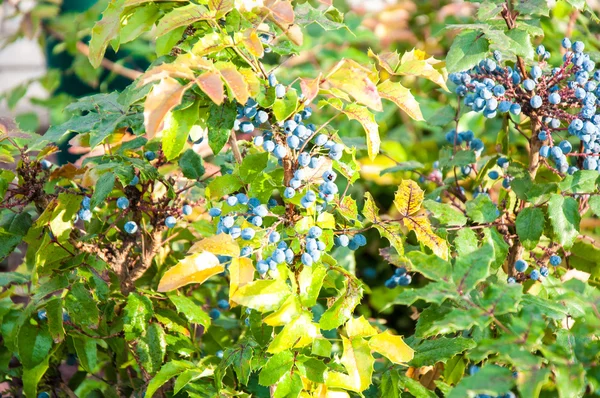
[1, 0, 600, 398]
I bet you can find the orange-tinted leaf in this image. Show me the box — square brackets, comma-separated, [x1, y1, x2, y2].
[140, 63, 196, 86]
[285, 24, 303, 46]
[326, 59, 382, 112]
[217, 63, 250, 104]
[264, 0, 294, 24]
[317, 0, 332, 4]
[238, 69, 261, 98]
[300, 73, 321, 104]
[157, 251, 224, 292]
[188, 233, 240, 257]
[50, 163, 86, 181]
[143, 77, 190, 139]
[241, 30, 264, 58]
[377, 80, 424, 121]
[196, 71, 225, 105]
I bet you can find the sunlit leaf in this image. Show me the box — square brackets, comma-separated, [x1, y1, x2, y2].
[346, 316, 378, 338]
[144, 77, 190, 139]
[216, 62, 250, 104]
[228, 257, 254, 304]
[300, 74, 321, 104]
[394, 179, 424, 216]
[188, 233, 240, 257]
[230, 279, 291, 312]
[157, 251, 224, 292]
[155, 4, 212, 37]
[377, 80, 424, 121]
[267, 313, 320, 353]
[326, 59, 382, 111]
[89, 0, 125, 69]
[326, 336, 374, 392]
[368, 330, 414, 364]
[196, 71, 225, 105]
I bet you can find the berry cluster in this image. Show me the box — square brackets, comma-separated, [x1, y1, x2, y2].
[450, 38, 600, 175]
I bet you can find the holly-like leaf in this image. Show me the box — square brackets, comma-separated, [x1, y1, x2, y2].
[319, 280, 363, 330]
[123, 293, 153, 341]
[326, 336, 374, 392]
[90, 173, 115, 210]
[146, 361, 192, 398]
[163, 105, 199, 161]
[230, 279, 291, 312]
[546, 194, 580, 249]
[377, 79, 424, 121]
[423, 199, 467, 227]
[516, 207, 544, 250]
[394, 179, 424, 217]
[17, 321, 53, 368]
[410, 337, 475, 367]
[368, 330, 414, 364]
[208, 0, 234, 18]
[157, 251, 224, 292]
[268, 313, 320, 353]
[88, 0, 125, 68]
[216, 62, 249, 104]
[169, 295, 211, 328]
[259, 350, 295, 386]
[346, 316, 378, 338]
[64, 282, 100, 329]
[144, 77, 190, 139]
[448, 365, 514, 398]
[326, 59, 382, 111]
[179, 149, 205, 179]
[446, 30, 489, 73]
[155, 4, 212, 37]
[273, 88, 299, 122]
[137, 323, 167, 375]
[228, 257, 254, 304]
[188, 233, 240, 257]
[300, 74, 321, 105]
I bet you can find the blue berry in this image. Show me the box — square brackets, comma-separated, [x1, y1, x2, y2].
[353, 234, 367, 247]
[241, 246, 252, 257]
[182, 204, 193, 216]
[124, 221, 138, 234]
[507, 277, 516, 284]
[315, 134, 328, 146]
[530, 95, 543, 108]
[116, 197, 130, 210]
[216, 350, 224, 359]
[510, 103, 521, 115]
[308, 226, 322, 239]
[287, 135, 300, 149]
[253, 205, 268, 217]
[144, 151, 156, 161]
[515, 259, 528, 272]
[79, 209, 92, 222]
[209, 208, 222, 217]
[548, 92, 561, 104]
[275, 84, 286, 98]
[562, 37, 572, 49]
[256, 260, 269, 274]
[37, 393, 50, 398]
[209, 309, 221, 320]
[256, 110, 268, 124]
[263, 140, 275, 152]
[130, 175, 139, 186]
[488, 171, 499, 179]
[240, 121, 254, 133]
[335, 234, 349, 247]
[241, 228, 255, 240]
[37, 309, 47, 321]
[253, 136, 264, 146]
[284, 187, 295, 199]
[268, 73, 277, 87]
[81, 196, 91, 209]
[523, 79, 535, 91]
[301, 252, 313, 266]
[218, 299, 230, 310]
[41, 159, 52, 170]
[549, 255, 561, 266]
[236, 193, 249, 204]
[540, 266, 549, 277]
[530, 269, 541, 281]
[226, 196, 238, 206]
[273, 144, 287, 159]
[165, 216, 177, 228]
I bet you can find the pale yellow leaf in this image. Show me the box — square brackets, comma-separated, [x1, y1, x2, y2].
[144, 77, 190, 139]
[263, 295, 302, 327]
[188, 233, 240, 257]
[192, 32, 233, 57]
[368, 330, 414, 364]
[403, 214, 449, 260]
[228, 257, 254, 304]
[326, 336, 374, 392]
[377, 80, 424, 121]
[267, 313, 320, 353]
[240, 30, 264, 58]
[326, 59, 382, 112]
[230, 279, 291, 312]
[157, 251, 223, 292]
[346, 316, 378, 338]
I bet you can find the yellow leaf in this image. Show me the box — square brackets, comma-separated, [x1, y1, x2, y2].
[139, 63, 196, 86]
[400, 48, 449, 92]
[188, 233, 240, 257]
[264, 0, 294, 24]
[377, 80, 424, 121]
[314, 385, 350, 398]
[368, 330, 414, 364]
[228, 257, 254, 304]
[326, 336, 374, 392]
[192, 32, 233, 57]
[346, 316, 378, 338]
[267, 313, 320, 353]
[157, 251, 223, 292]
[144, 77, 190, 139]
[230, 279, 291, 312]
[393, 179, 424, 217]
[316, 212, 335, 229]
[238, 69, 261, 99]
[403, 214, 449, 260]
[326, 59, 383, 112]
[263, 295, 302, 326]
[325, 99, 379, 161]
[196, 71, 224, 105]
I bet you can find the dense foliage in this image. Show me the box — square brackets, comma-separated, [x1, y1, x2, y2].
[1, 0, 600, 397]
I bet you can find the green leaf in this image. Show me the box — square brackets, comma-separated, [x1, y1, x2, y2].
[223, 342, 254, 386]
[268, 313, 319, 353]
[45, 298, 64, 343]
[22, 354, 50, 398]
[230, 279, 291, 312]
[89, 0, 125, 68]
[123, 293, 153, 341]
[446, 30, 489, 73]
[207, 101, 236, 155]
[64, 282, 100, 329]
[398, 373, 437, 398]
[90, 173, 115, 210]
[380, 161, 424, 175]
[0, 272, 28, 287]
[503, 29, 534, 59]
[546, 194, 580, 249]
[319, 281, 362, 330]
[273, 88, 298, 122]
[516, 207, 544, 250]
[207, 174, 243, 199]
[589, 195, 600, 217]
[73, 335, 98, 373]
[179, 149, 205, 180]
[478, 1, 503, 19]
[515, 0, 551, 16]
[423, 200, 467, 227]
[407, 251, 452, 282]
[517, 367, 551, 398]
[146, 360, 192, 398]
[169, 295, 210, 328]
[240, 152, 269, 183]
[50, 194, 82, 242]
[439, 148, 476, 170]
[137, 323, 167, 375]
[448, 365, 515, 398]
[466, 194, 498, 223]
[120, 5, 161, 43]
[17, 320, 53, 368]
[294, 2, 346, 31]
[559, 170, 599, 193]
[274, 372, 303, 398]
[163, 104, 199, 161]
[453, 244, 494, 294]
[380, 370, 400, 398]
[259, 350, 294, 386]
